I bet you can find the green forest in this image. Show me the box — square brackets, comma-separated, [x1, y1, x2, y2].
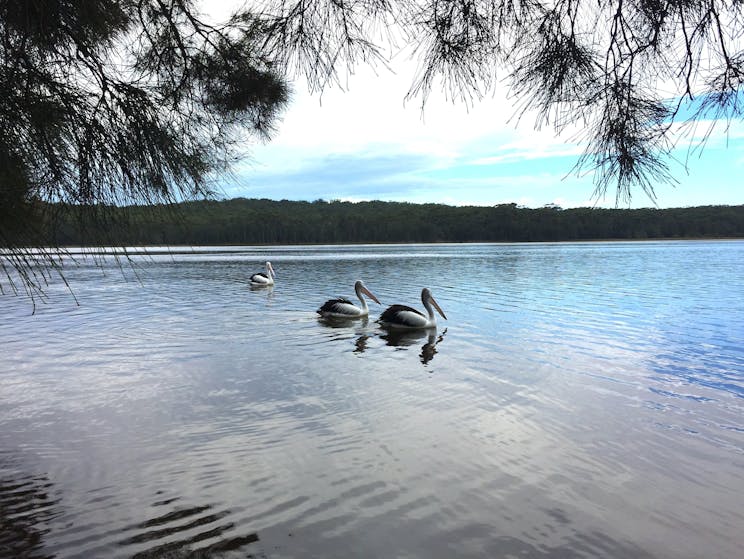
[37, 199, 744, 246]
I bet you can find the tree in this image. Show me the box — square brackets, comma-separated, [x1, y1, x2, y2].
[1, 0, 288, 301]
[2, 1, 742, 302]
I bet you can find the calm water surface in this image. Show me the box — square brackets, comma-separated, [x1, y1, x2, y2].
[1, 241, 743, 559]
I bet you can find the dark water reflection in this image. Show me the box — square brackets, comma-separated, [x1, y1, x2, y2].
[0, 453, 59, 559]
[317, 316, 446, 365]
[1, 241, 743, 558]
[379, 328, 447, 365]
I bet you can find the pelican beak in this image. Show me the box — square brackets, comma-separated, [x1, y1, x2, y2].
[269, 263, 275, 278]
[431, 297, 447, 320]
[362, 286, 381, 305]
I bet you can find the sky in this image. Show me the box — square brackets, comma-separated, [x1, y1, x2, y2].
[211, 10, 744, 210]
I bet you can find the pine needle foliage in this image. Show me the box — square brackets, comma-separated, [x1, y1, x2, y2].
[1, 0, 288, 302]
[255, 0, 743, 202]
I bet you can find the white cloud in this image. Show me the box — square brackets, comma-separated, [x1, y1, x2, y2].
[209, 2, 743, 209]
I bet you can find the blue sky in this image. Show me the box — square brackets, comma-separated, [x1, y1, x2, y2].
[220, 57, 743, 210]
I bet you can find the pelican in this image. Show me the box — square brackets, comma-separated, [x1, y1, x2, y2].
[379, 287, 447, 329]
[317, 280, 381, 318]
[250, 261, 275, 286]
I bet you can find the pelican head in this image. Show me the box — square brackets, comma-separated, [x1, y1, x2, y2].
[266, 261, 275, 278]
[422, 288, 447, 320]
[355, 280, 381, 305]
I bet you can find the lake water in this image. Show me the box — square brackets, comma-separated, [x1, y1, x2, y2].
[1, 241, 743, 559]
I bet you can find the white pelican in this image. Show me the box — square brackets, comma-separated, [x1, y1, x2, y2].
[250, 261, 275, 286]
[317, 280, 381, 318]
[379, 288, 447, 329]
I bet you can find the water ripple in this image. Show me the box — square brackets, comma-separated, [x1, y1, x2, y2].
[2, 241, 743, 558]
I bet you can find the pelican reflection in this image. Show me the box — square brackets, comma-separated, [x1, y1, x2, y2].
[318, 315, 370, 329]
[381, 327, 447, 365]
[316, 317, 447, 361]
[250, 283, 274, 301]
[354, 334, 371, 354]
[318, 315, 374, 354]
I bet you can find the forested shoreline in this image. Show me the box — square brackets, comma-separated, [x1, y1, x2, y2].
[32, 199, 744, 246]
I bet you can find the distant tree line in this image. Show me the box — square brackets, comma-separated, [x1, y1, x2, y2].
[31, 199, 744, 246]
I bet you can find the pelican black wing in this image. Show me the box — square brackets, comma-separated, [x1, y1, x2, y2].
[379, 304, 424, 325]
[317, 297, 353, 314]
